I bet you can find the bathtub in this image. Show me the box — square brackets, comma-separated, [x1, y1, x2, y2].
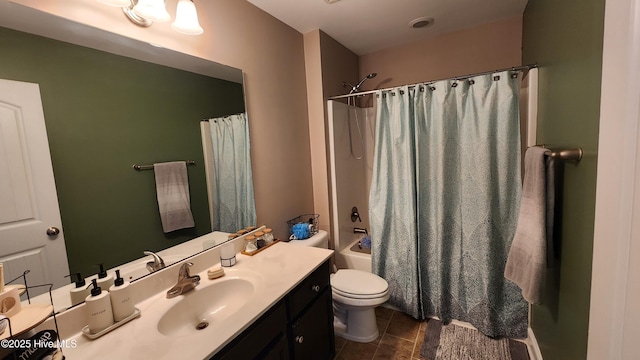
[335, 237, 372, 273]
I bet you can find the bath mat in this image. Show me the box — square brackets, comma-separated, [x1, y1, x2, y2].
[420, 319, 529, 360]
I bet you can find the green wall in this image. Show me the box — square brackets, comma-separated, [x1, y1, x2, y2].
[0, 27, 245, 279]
[522, 1, 604, 359]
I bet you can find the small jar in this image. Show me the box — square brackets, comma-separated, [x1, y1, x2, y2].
[263, 228, 274, 244]
[227, 234, 237, 241]
[245, 226, 257, 232]
[244, 235, 257, 253]
[254, 231, 265, 248]
[236, 229, 248, 238]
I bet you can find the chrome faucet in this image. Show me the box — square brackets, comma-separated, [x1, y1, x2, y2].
[166, 262, 200, 299]
[354, 227, 368, 235]
[144, 251, 166, 273]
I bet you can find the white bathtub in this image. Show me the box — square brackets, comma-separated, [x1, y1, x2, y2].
[335, 238, 372, 273]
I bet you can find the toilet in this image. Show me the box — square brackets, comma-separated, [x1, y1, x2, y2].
[288, 230, 390, 342]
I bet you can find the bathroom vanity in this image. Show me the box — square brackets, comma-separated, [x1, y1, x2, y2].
[212, 260, 334, 359]
[37, 240, 334, 359]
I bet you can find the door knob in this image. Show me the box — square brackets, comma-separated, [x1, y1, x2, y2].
[46, 227, 60, 236]
[295, 335, 304, 344]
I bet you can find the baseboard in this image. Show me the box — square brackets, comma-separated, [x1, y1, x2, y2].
[524, 327, 543, 360]
[379, 302, 401, 312]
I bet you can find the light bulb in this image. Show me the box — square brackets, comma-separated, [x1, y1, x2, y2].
[172, 0, 204, 35]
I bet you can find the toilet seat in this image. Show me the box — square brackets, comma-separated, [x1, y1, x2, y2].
[331, 269, 388, 299]
[332, 287, 388, 299]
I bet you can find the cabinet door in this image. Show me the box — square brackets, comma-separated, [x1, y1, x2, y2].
[260, 334, 289, 360]
[290, 288, 335, 360]
[213, 302, 287, 360]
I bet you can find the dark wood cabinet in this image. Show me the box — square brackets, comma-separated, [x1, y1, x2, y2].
[213, 302, 288, 360]
[210, 260, 334, 360]
[289, 287, 334, 360]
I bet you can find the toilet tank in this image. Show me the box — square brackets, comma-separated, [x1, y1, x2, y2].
[287, 230, 329, 249]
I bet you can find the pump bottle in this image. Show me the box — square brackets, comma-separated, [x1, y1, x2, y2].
[108, 270, 135, 322]
[95, 263, 114, 290]
[66, 273, 90, 306]
[85, 279, 114, 334]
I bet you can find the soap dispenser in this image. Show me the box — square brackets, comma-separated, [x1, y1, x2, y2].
[108, 270, 135, 322]
[95, 263, 114, 290]
[66, 273, 90, 306]
[85, 279, 114, 334]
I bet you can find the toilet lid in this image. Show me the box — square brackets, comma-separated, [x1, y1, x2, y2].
[331, 269, 388, 297]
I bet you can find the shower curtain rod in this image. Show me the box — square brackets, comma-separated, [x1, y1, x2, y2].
[328, 64, 538, 100]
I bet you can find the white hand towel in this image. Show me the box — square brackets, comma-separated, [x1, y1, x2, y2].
[154, 161, 195, 233]
[504, 146, 549, 304]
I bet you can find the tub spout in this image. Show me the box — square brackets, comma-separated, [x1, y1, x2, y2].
[354, 227, 368, 235]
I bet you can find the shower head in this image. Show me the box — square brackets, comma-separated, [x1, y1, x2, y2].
[346, 73, 378, 94]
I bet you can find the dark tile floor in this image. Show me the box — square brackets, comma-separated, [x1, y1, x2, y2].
[335, 307, 429, 360]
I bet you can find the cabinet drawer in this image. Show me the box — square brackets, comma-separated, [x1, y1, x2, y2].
[287, 260, 330, 320]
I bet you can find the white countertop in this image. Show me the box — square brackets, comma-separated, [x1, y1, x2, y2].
[59, 242, 333, 359]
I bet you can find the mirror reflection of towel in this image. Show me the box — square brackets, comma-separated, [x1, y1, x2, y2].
[154, 161, 195, 233]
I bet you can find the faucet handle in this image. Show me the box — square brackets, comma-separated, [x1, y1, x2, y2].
[351, 207, 362, 222]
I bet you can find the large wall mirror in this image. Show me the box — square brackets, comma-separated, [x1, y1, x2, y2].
[0, 5, 252, 305]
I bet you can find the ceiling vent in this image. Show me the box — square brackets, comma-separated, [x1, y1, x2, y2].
[325, 0, 342, 3]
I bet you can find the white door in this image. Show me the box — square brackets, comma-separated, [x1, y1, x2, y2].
[589, 0, 640, 358]
[0, 79, 69, 296]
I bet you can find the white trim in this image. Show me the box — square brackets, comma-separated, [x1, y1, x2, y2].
[327, 100, 340, 251]
[526, 68, 539, 147]
[526, 327, 544, 360]
[589, 0, 640, 358]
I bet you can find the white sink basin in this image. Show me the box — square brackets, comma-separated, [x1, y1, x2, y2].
[156, 278, 255, 337]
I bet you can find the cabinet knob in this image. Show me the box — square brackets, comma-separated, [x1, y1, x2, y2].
[295, 335, 304, 344]
[311, 285, 320, 292]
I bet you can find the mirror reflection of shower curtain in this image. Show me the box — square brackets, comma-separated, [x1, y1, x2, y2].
[369, 72, 528, 338]
[205, 113, 256, 232]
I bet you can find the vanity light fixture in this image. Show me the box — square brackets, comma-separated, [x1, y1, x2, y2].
[97, 0, 130, 6]
[132, 0, 171, 22]
[97, 0, 203, 35]
[172, 0, 204, 35]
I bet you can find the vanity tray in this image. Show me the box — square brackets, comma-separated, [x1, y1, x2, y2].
[241, 240, 280, 256]
[81, 308, 141, 340]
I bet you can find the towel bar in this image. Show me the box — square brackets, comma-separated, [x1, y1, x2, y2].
[536, 145, 583, 163]
[133, 160, 195, 171]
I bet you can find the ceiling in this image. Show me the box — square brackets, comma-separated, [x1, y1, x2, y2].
[247, 0, 528, 55]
